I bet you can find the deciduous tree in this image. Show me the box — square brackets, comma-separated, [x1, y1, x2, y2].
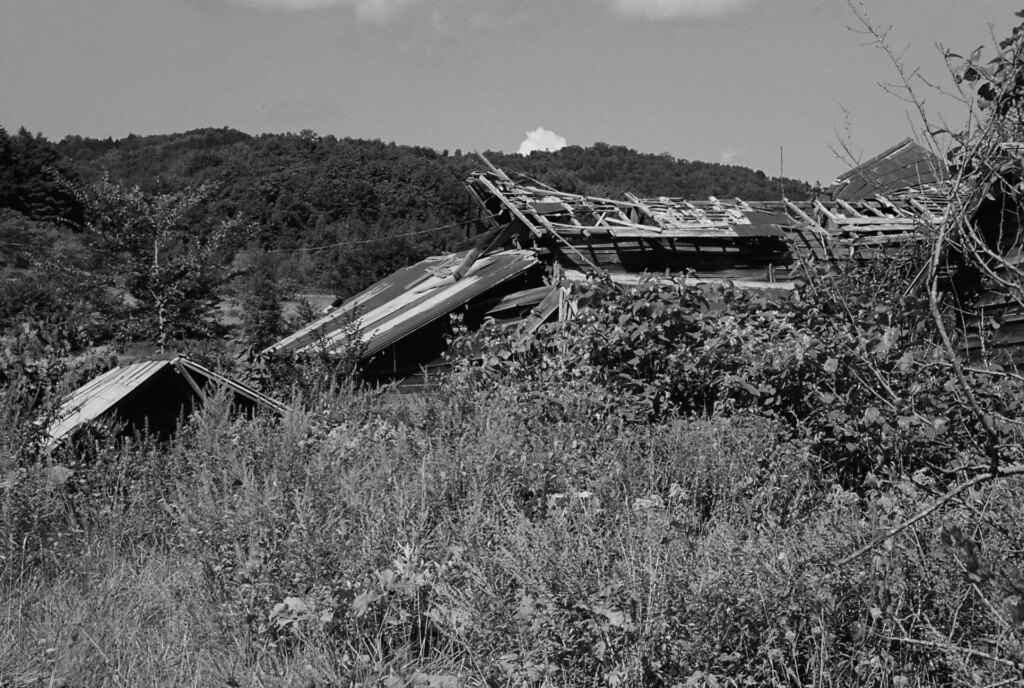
[80, 177, 251, 351]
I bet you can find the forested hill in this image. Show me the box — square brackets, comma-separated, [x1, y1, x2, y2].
[477, 144, 809, 201]
[58, 128, 812, 202]
[56, 129, 813, 235]
[4, 126, 814, 295]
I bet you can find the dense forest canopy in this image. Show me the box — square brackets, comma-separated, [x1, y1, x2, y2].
[53, 129, 812, 243]
[0, 126, 83, 225]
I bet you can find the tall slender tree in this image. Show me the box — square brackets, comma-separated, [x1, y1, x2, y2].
[80, 177, 251, 351]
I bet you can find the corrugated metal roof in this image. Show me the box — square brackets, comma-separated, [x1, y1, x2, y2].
[43, 356, 288, 450]
[265, 249, 539, 357]
[831, 139, 949, 202]
[43, 359, 173, 449]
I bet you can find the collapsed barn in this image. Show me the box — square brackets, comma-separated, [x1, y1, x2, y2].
[266, 141, 1003, 386]
[48, 137, 1019, 440]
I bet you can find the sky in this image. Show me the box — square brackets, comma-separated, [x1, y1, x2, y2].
[2, 0, 1023, 185]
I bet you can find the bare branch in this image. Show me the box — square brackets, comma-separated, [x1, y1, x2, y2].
[836, 465, 1024, 567]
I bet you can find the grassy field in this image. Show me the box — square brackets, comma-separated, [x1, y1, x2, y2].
[3, 367, 1022, 687]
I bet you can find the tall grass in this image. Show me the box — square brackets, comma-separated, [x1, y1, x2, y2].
[2, 374, 1022, 686]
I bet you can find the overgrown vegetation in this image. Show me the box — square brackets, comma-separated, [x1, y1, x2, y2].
[2, 342, 1023, 686]
[5, 5, 1024, 686]
[4, 231, 1024, 685]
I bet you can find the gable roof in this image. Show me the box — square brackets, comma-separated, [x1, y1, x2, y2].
[44, 359, 172, 448]
[43, 356, 287, 450]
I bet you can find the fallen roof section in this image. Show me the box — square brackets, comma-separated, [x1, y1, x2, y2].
[466, 171, 789, 242]
[44, 356, 288, 450]
[781, 186, 950, 266]
[264, 248, 542, 358]
[465, 168, 796, 285]
[465, 160, 953, 288]
[830, 138, 949, 203]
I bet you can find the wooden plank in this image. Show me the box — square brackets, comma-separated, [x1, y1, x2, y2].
[830, 216, 921, 227]
[784, 199, 818, 227]
[525, 206, 604, 273]
[475, 153, 510, 181]
[908, 196, 942, 222]
[835, 198, 865, 218]
[173, 360, 207, 404]
[518, 287, 563, 340]
[608, 226, 738, 239]
[815, 200, 844, 226]
[560, 269, 795, 291]
[475, 174, 546, 240]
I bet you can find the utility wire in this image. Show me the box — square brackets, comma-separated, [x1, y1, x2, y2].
[264, 213, 500, 254]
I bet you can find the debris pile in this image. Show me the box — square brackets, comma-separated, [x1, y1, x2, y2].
[266, 146, 963, 384]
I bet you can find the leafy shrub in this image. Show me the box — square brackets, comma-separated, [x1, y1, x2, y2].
[450, 255, 1024, 487]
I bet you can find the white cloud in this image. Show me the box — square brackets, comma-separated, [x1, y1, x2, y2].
[220, 0, 420, 22]
[611, 0, 753, 19]
[518, 127, 567, 156]
[216, 0, 820, 22]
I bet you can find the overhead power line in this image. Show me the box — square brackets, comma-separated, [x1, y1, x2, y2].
[265, 213, 500, 254]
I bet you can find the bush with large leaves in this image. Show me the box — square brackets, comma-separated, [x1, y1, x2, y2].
[453, 252, 1023, 483]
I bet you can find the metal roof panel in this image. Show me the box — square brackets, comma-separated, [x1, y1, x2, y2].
[268, 249, 539, 359]
[43, 360, 172, 448]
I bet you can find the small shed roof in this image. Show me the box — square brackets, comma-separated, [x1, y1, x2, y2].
[45, 360, 171, 448]
[43, 356, 287, 450]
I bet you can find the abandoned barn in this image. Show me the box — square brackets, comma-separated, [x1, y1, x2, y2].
[261, 140, 981, 387]
[49, 136, 1023, 441]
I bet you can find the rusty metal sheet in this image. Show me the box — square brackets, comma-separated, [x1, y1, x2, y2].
[831, 139, 948, 202]
[731, 224, 786, 238]
[742, 209, 791, 226]
[43, 356, 288, 450]
[266, 249, 540, 358]
[481, 285, 555, 317]
[43, 359, 173, 449]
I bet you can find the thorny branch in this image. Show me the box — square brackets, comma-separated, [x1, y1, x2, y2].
[825, 4, 1024, 572]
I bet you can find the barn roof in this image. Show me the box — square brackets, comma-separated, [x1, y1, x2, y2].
[830, 138, 949, 202]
